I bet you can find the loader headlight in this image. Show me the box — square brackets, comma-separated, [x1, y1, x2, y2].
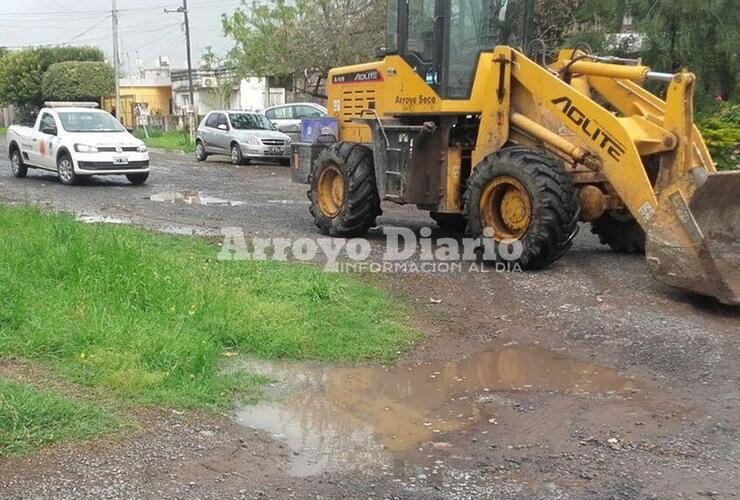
[74, 144, 99, 153]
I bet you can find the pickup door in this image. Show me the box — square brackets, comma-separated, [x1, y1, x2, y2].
[28, 113, 59, 169]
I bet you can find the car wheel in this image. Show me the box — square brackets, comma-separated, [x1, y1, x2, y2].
[127, 172, 149, 185]
[57, 153, 79, 185]
[231, 144, 244, 165]
[195, 141, 208, 162]
[10, 148, 28, 178]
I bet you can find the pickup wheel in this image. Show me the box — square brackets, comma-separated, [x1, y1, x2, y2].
[10, 148, 28, 178]
[126, 172, 149, 185]
[57, 153, 79, 186]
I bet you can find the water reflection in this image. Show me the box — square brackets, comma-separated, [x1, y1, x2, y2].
[234, 345, 638, 477]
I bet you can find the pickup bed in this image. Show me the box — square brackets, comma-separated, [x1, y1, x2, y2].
[7, 103, 150, 185]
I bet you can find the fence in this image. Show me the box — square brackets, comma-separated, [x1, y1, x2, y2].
[136, 114, 205, 133]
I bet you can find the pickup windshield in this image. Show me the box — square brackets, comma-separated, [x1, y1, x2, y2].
[229, 113, 275, 131]
[58, 111, 126, 133]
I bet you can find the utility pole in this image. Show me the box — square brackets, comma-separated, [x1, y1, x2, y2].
[165, 0, 196, 140]
[111, 0, 121, 120]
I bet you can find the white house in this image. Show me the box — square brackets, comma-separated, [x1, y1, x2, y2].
[171, 69, 286, 116]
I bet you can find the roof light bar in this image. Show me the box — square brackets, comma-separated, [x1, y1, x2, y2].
[44, 102, 100, 109]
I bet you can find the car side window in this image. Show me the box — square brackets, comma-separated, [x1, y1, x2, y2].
[217, 113, 229, 129]
[39, 113, 57, 133]
[296, 105, 324, 119]
[264, 109, 275, 120]
[205, 113, 219, 128]
[271, 106, 293, 120]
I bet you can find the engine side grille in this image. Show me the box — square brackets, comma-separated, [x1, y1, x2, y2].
[340, 89, 377, 125]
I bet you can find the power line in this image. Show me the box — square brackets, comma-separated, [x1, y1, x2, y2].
[0, 0, 242, 17]
[2, 14, 111, 49]
[67, 15, 111, 44]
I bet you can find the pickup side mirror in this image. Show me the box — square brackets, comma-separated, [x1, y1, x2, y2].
[217, 124, 229, 131]
[41, 126, 57, 136]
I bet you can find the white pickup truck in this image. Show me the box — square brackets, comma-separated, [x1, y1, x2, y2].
[6, 102, 150, 185]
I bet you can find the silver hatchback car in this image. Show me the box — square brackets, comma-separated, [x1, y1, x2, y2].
[195, 111, 292, 165]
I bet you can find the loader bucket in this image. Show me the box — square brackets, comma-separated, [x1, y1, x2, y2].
[646, 170, 740, 306]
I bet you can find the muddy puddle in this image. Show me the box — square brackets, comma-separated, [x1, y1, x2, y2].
[150, 191, 245, 207]
[234, 344, 640, 477]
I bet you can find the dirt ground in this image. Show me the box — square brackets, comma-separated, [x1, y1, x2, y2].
[0, 142, 738, 499]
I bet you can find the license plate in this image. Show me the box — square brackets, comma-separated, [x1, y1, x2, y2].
[113, 156, 129, 165]
[267, 147, 282, 155]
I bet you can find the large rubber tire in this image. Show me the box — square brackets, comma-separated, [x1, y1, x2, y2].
[127, 172, 149, 185]
[464, 147, 579, 270]
[195, 140, 208, 162]
[309, 142, 382, 237]
[9, 147, 28, 178]
[57, 153, 79, 186]
[591, 211, 646, 254]
[430, 212, 467, 232]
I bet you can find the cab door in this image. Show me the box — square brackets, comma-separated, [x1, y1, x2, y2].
[399, 0, 444, 91]
[29, 112, 59, 169]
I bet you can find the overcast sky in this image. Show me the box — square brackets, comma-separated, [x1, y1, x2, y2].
[0, 0, 244, 72]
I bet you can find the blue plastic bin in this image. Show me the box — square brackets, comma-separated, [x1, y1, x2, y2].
[301, 118, 339, 143]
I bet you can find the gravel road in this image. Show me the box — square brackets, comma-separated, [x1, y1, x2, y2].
[0, 141, 738, 499]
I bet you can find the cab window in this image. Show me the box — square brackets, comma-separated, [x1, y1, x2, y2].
[39, 113, 57, 134]
[447, 0, 519, 98]
[295, 106, 323, 119]
[407, 0, 436, 62]
[387, 0, 399, 53]
[268, 106, 294, 120]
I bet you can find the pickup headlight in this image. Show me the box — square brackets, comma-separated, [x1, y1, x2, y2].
[137, 144, 148, 153]
[74, 144, 99, 153]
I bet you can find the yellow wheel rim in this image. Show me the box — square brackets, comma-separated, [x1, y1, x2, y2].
[480, 176, 532, 239]
[317, 165, 345, 218]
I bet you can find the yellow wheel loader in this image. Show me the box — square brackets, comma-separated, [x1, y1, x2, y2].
[292, 0, 739, 305]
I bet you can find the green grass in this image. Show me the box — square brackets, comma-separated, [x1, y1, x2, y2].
[0, 205, 417, 409]
[0, 380, 121, 457]
[0, 127, 6, 137]
[135, 129, 195, 153]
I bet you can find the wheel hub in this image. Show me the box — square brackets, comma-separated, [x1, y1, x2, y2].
[59, 160, 73, 182]
[317, 165, 345, 218]
[480, 176, 532, 239]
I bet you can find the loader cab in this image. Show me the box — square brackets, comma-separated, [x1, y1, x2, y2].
[386, 0, 532, 99]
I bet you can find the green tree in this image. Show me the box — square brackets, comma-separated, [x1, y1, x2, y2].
[200, 47, 237, 109]
[222, 0, 384, 93]
[42, 61, 115, 102]
[0, 46, 104, 113]
[567, 0, 738, 103]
